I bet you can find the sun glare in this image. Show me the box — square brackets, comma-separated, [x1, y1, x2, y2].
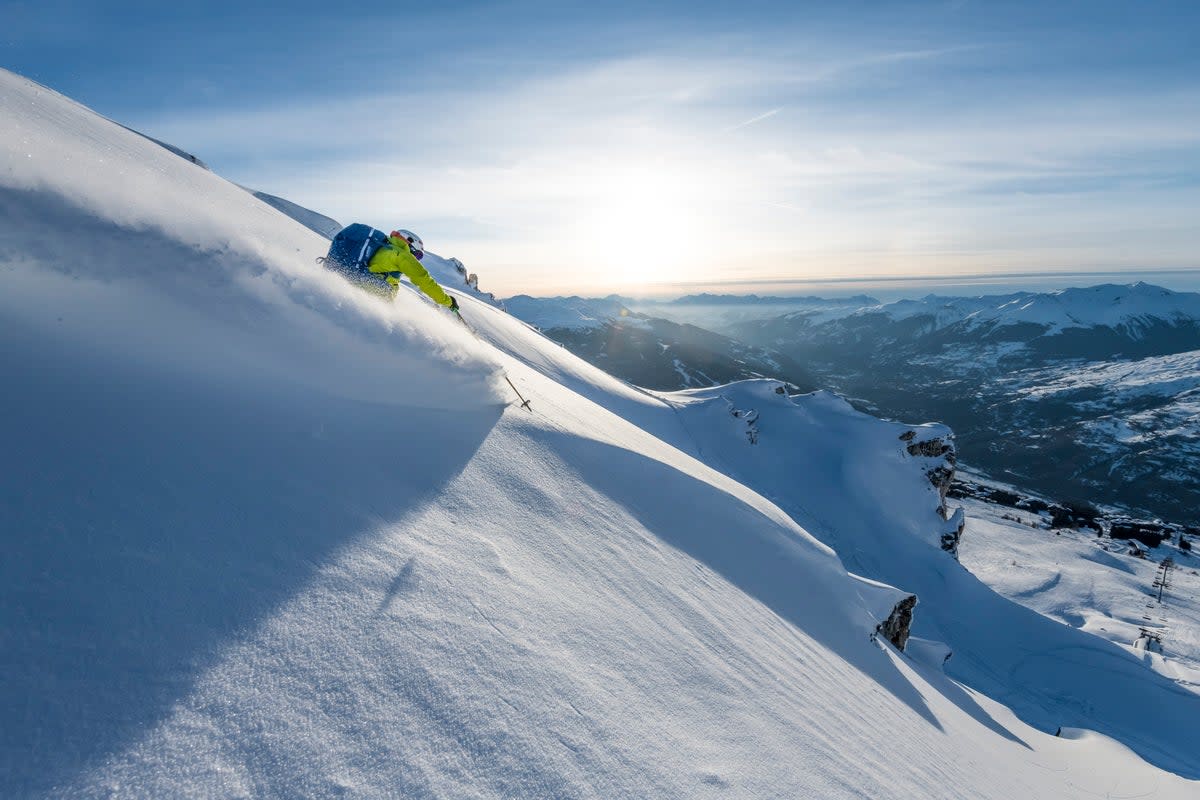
[563, 165, 711, 287]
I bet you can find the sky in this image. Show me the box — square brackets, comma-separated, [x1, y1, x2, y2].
[4, 0, 1200, 296]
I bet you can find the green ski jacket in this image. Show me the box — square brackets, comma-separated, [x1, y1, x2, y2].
[367, 235, 454, 308]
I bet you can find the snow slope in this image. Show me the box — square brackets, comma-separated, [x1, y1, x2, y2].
[3, 67, 1199, 798]
[959, 499, 1200, 687]
[644, 380, 1200, 773]
[248, 189, 343, 239]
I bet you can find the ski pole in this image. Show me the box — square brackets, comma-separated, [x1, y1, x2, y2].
[453, 305, 532, 412]
[502, 374, 533, 411]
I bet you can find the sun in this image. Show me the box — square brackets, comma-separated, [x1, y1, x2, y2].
[563, 164, 712, 287]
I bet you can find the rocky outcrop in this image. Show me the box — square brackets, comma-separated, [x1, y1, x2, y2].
[725, 398, 761, 444]
[901, 429, 965, 557]
[875, 595, 918, 651]
[941, 507, 966, 555]
[903, 435, 954, 460]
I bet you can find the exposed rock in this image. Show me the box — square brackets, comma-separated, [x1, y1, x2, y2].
[927, 465, 956, 512]
[876, 595, 918, 651]
[906, 438, 954, 459]
[941, 507, 966, 556]
[726, 399, 760, 444]
[902, 429, 963, 557]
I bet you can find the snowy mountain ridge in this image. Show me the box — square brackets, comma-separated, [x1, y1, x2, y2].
[3, 67, 1200, 798]
[247, 189, 343, 240]
[504, 294, 642, 331]
[668, 292, 880, 307]
[850, 281, 1200, 338]
[518, 282, 1200, 340]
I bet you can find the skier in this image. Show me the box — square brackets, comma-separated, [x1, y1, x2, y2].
[371, 230, 459, 312]
[324, 226, 459, 313]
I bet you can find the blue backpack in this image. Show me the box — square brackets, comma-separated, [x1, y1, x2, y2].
[322, 223, 391, 276]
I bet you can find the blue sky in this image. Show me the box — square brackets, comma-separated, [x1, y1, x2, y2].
[5, 1, 1200, 294]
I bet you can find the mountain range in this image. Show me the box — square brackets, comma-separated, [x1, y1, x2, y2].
[504, 295, 816, 392]
[729, 285, 1200, 524]
[507, 286, 1200, 524]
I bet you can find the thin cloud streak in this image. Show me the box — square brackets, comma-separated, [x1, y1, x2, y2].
[724, 107, 782, 133]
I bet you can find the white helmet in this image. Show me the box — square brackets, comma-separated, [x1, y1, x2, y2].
[392, 229, 424, 259]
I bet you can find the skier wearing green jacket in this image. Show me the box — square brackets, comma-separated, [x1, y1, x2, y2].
[368, 230, 459, 312]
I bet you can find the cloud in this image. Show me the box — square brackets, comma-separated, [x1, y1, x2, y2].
[125, 42, 1200, 294]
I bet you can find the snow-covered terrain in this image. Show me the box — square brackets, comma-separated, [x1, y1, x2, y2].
[1013, 347, 1200, 453]
[998, 350, 1200, 503]
[959, 498, 1200, 687]
[4, 67, 1200, 798]
[1019, 348, 1200, 403]
[648, 382, 1200, 776]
